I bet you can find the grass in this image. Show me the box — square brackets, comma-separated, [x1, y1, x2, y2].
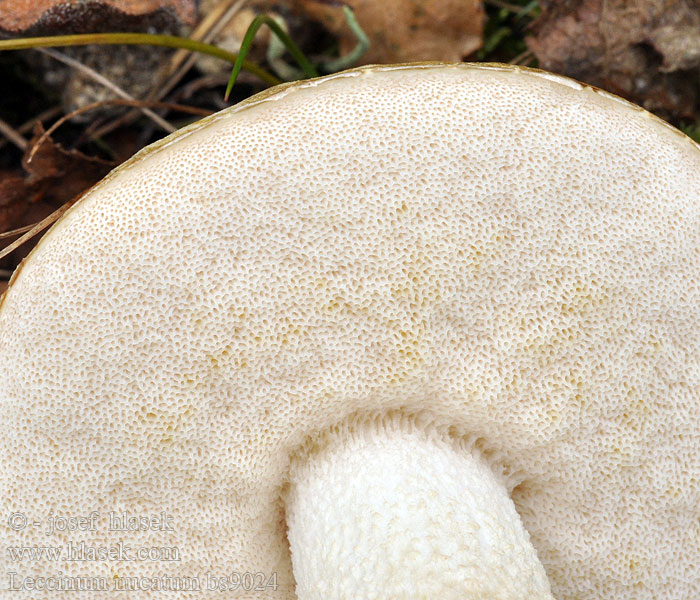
[477, 0, 540, 64]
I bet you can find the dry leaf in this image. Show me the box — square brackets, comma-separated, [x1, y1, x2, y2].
[527, 0, 700, 121]
[23, 123, 115, 206]
[296, 0, 484, 64]
[0, 171, 28, 235]
[0, 125, 114, 273]
[0, 0, 195, 33]
[0, 171, 45, 280]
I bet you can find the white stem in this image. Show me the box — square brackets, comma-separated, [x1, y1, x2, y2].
[286, 424, 553, 600]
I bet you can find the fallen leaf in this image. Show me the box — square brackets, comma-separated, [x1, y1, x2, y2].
[0, 125, 114, 272]
[0, 171, 28, 235]
[0, 0, 195, 33]
[296, 0, 484, 64]
[23, 123, 115, 206]
[527, 0, 700, 121]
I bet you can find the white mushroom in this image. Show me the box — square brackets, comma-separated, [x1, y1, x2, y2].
[1, 63, 699, 600]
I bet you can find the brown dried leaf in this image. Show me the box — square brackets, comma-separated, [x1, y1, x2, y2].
[527, 0, 700, 121]
[0, 0, 195, 33]
[23, 123, 115, 206]
[296, 0, 484, 64]
[0, 125, 115, 273]
[0, 171, 48, 275]
[0, 171, 29, 235]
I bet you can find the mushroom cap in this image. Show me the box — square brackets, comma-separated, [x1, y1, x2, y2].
[1, 63, 699, 599]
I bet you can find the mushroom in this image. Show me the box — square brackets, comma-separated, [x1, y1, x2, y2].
[1, 63, 699, 599]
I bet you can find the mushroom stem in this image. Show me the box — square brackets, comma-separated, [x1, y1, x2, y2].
[286, 424, 554, 600]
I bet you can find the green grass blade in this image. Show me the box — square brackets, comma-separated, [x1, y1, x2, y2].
[0, 33, 281, 87]
[225, 14, 317, 100]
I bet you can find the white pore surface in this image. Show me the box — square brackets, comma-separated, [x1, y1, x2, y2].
[286, 424, 553, 600]
[1, 64, 700, 599]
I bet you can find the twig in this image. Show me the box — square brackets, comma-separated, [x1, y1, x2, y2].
[0, 223, 36, 239]
[1, 99, 213, 258]
[510, 49, 534, 65]
[167, 0, 247, 81]
[0, 200, 75, 260]
[85, 99, 214, 143]
[38, 47, 177, 133]
[92, 1, 258, 141]
[171, 74, 231, 101]
[25, 98, 212, 166]
[0, 117, 28, 151]
[0, 107, 62, 151]
[5, 17, 262, 144]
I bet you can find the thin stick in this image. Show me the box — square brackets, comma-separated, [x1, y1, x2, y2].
[1, 99, 213, 258]
[0, 200, 75, 260]
[0, 107, 62, 151]
[0, 117, 28, 150]
[39, 47, 177, 133]
[91, 0, 254, 141]
[25, 98, 212, 166]
[0, 223, 35, 239]
[167, 0, 247, 78]
[510, 49, 534, 65]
